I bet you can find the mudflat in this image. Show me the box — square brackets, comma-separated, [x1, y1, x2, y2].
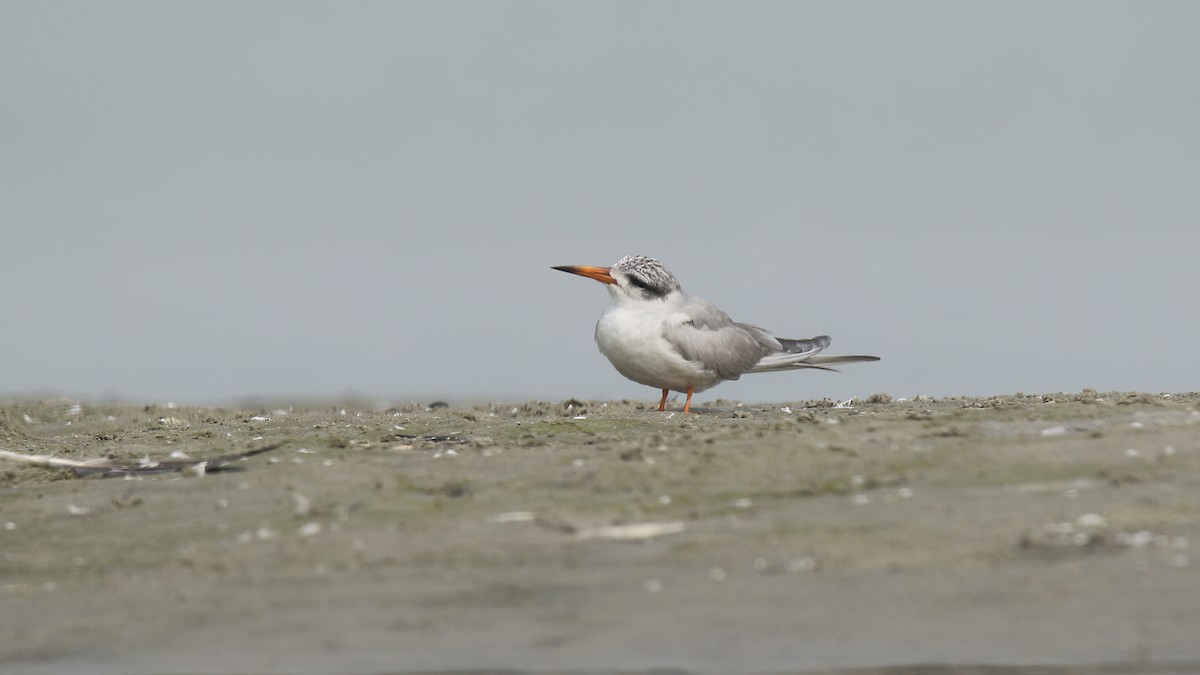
[1, 392, 1198, 674]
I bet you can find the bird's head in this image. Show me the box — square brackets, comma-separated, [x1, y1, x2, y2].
[553, 255, 682, 303]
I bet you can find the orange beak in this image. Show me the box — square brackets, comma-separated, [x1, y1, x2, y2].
[552, 265, 616, 285]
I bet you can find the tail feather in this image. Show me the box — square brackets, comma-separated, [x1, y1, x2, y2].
[751, 333, 879, 374]
[805, 354, 881, 366]
[750, 354, 879, 374]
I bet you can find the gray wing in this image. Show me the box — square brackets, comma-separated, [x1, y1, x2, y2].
[662, 298, 781, 379]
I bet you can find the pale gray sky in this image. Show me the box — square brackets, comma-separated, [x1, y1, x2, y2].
[3, 2, 1198, 405]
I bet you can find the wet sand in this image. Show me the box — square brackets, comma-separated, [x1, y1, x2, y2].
[1, 392, 1198, 674]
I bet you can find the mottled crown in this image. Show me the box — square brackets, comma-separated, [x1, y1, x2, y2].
[612, 255, 682, 298]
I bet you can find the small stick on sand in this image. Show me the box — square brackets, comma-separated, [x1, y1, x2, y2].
[0, 442, 288, 477]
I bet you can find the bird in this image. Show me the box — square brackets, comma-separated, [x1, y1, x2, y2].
[552, 255, 879, 413]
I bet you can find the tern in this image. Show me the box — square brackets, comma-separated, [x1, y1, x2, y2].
[553, 255, 879, 413]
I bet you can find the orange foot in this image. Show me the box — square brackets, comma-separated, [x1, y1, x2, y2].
[681, 386, 696, 414]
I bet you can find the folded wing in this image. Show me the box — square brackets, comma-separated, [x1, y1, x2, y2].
[663, 298, 880, 379]
[662, 300, 780, 380]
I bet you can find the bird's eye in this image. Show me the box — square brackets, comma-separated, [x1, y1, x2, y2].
[627, 276, 652, 291]
[626, 275, 666, 298]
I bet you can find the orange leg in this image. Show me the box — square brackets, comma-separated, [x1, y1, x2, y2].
[657, 388, 669, 411]
[682, 386, 696, 414]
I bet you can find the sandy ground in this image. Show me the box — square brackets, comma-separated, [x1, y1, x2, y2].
[1, 391, 1199, 675]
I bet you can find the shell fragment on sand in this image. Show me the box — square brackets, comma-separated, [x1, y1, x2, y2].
[575, 521, 686, 541]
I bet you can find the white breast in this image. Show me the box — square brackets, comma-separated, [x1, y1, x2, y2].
[593, 304, 721, 393]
